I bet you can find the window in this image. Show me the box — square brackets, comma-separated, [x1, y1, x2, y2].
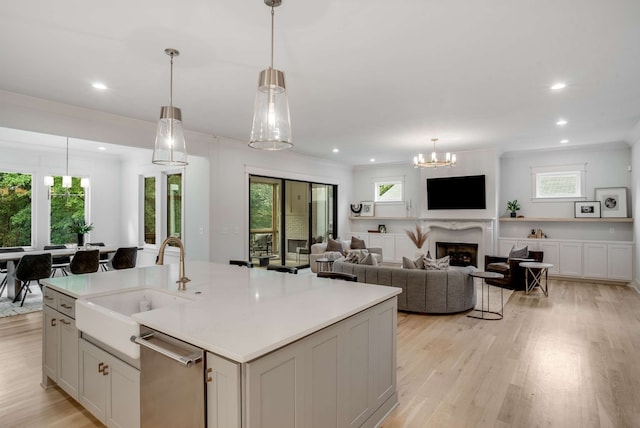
[374, 178, 404, 202]
[50, 176, 86, 244]
[0, 171, 32, 246]
[144, 176, 156, 244]
[531, 164, 586, 200]
[167, 172, 182, 239]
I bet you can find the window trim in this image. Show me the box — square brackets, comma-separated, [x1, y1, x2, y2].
[372, 176, 405, 204]
[530, 164, 587, 202]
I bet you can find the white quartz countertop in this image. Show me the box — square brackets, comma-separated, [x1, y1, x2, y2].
[43, 262, 401, 363]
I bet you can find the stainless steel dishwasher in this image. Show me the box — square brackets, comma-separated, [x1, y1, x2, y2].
[132, 327, 205, 428]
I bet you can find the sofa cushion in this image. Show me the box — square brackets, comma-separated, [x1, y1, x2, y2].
[487, 262, 510, 274]
[350, 236, 366, 249]
[423, 255, 450, 270]
[345, 252, 361, 263]
[326, 238, 344, 255]
[361, 253, 378, 266]
[508, 245, 528, 259]
[402, 257, 417, 269]
[323, 251, 343, 261]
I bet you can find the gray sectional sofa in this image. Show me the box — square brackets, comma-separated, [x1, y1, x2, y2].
[332, 259, 476, 314]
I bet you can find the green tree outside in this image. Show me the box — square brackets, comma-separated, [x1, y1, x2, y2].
[0, 172, 32, 247]
[50, 176, 86, 244]
[250, 183, 274, 230]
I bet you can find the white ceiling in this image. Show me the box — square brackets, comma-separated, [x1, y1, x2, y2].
[1, 0, 639, 165]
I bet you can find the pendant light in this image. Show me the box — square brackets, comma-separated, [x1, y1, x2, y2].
[153, 48, 188, 165]
[413, 138, 457, 168]
[249, 0, 293, 150]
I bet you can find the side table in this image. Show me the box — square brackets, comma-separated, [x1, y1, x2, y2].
[316, 258, 334, 273]
[468, 271, 505, 320]
[520, 262, 553, 296]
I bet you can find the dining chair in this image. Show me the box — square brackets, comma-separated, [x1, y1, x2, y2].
[44, 245, 70, 277]
[317, 271, 358, 282]
[12, 253, 52, 307]
[266, 265, 298, 274]
[109, 247, 138, 270]
[1, 247, 25, 299]
[88, 242, 109, 271]
[229, 260, 254, 268]
[69, 249, 100, 274]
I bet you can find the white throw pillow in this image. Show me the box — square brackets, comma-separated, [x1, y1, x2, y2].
[422, 255, 450, 270]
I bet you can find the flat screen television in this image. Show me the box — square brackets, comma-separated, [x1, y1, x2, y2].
[427, 175, 486, 210]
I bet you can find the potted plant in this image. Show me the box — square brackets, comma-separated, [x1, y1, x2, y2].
[405, 223, 429, 256]
[507, 200, 521, 217]
[69, 218, 94, 246]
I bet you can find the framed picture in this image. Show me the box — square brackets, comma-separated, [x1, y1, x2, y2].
[360, 201, 374, 217]
[595, 187, 628, 218]
[378, 224, 387, 233]
[574, 201, 601, 218]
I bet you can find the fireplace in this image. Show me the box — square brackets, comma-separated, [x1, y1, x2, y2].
[436, 241, 479, 267]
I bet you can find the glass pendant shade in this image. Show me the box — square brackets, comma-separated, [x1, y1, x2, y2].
[249, 68, 293, 150]
[80, 177, 90, 188]
[44, 175, 54, 186]
[62, 175, 72, 188]
[153, 106, 188, 165]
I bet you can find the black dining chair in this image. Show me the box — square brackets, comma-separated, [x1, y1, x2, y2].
[317, 271, 358, 282]
[88, 242, 109, 271]
[69, 250, 100, 274]
[12, 253, 52, 307]
[266, 265, 298, 274]
[109, 247, 138, 270]
[0, 247, 25, 299]
[44, 245, 70, 277]
[229, 260, 254, 268]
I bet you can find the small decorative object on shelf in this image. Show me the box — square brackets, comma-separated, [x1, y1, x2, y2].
[378, 224, 387, 233]
[574, 201, 601, 218]
[527, 228, 547, 239]
[350, 203, 363, 217]
[595, 187, 628, 218]
[360, 201, 374, 217]
[507, 200, 520, 217]
[69, 218, 94, 246]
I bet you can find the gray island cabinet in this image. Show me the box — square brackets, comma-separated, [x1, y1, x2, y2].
[42, 262, 401, 428]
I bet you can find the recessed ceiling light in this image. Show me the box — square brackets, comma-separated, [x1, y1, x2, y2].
[556, 119, 568, 126]
[369, 158, 376, 162]
[560, 139, 569, 144]
[551, 82, 566, 90]
[332, 148, 339, 153]
[92, 82, 108, 90]
[98, 146, 106, 151]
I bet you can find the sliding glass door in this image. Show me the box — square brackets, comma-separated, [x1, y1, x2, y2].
[249, 175, 336, 268]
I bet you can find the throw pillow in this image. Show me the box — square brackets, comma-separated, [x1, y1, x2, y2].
[361, 253, 378, 266]
[422, 255, 450, 270]
[345, 252, 361, 264]
[326, 238, 344, 255]
[414, 254, 425, 269]
[350, 236, 366, 249]
[323, 251, 343, 261]
[508, 245, 528, 259]
[402, 257, 417, 269]
[347, 249, 369, 262]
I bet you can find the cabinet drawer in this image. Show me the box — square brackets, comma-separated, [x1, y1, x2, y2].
[57, 294, 76, 318]
[43, 287, 59, 309]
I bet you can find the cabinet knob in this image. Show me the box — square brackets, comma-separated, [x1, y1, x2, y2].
[102, 365, 109, 376]
[60, 319, 71, 326]
[206, 367, 213, 383]
[60, 303, 72, 309]
[98, 362, 104, 373]
[51, 319, 57, 327]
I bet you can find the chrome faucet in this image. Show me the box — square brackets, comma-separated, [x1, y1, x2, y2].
[156, 237, 191, 291]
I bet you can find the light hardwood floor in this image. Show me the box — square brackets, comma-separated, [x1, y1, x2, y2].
[1, 279, 639, 427]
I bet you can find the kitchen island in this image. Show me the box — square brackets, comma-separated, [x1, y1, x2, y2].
[42, 261, 401, 428]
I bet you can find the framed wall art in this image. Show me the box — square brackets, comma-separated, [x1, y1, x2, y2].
[595, 187, 627, 218]
[360, 201, 374, 217]
[574, 201, 601, 218]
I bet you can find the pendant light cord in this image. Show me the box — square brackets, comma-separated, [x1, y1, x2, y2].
[66, 137, 69, 176]
[270, 6, 275, 69]
[169, 52, 174, 107]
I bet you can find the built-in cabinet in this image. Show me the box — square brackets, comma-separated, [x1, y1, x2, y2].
[244, 297, 397, 428]
[42, 288, 79, 400]
[498, 238, 632, 281]
[78, 339, 140, 428]
[207, 352, 242, 428]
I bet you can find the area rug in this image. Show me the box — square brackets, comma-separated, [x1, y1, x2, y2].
[474, 281, 514, 312]
[0, 287, 42, 318]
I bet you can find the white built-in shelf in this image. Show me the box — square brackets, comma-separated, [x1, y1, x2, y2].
[349, 216, 419, 221]
[500, 217, 633, 223]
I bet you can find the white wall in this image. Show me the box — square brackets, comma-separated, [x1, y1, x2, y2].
[500, 144, 633, 241]
[631, 141, 640, 290]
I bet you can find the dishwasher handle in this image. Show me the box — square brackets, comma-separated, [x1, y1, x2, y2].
[131, 333, 202, 368]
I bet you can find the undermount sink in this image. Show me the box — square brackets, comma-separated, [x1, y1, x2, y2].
[76, 288, 194, 359]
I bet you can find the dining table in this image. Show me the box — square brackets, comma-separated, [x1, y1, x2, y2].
[0, 246, 119, 300]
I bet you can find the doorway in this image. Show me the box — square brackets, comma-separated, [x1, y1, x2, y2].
[249, 175, 336, 269]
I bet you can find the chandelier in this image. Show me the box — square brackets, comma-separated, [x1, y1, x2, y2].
[413, 138, 456, 168]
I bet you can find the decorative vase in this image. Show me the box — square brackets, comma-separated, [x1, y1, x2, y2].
[77, 233, 85, 247]
[510, 212, 516, 218]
